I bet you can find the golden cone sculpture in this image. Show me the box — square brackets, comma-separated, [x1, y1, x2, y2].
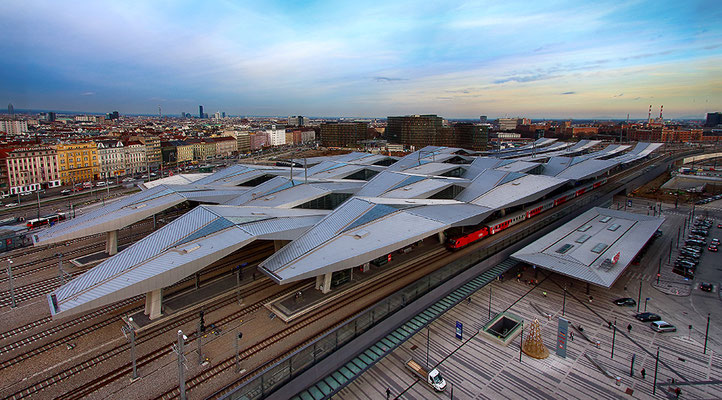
[522, 319, 549, 359]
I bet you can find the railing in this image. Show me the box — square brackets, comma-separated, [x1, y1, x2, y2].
[217, 151, 687, 400]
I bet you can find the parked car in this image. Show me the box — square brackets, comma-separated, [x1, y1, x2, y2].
[709, 245, 718, 252]
[60, 189, 71, 195]
[635, 312, 661, 322]
[700, 282, 713, 292]
[122, 177, 134, 182]
[711, 238, 720, 245]
[650, 321, 676, 332]
[613, 298, 636, 307]
[96, 181, 106, 186]
[717, 224, 722, 229]
[5, 203, 17, 207]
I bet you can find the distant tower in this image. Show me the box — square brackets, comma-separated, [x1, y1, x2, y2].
[480, 115, 487, 123]
[659, 105, 663, 122]
[7, 103, 14, 116]
[648, 105, 652, 124]
[158, 105, 162, 118]
[199, 105, 204, 119]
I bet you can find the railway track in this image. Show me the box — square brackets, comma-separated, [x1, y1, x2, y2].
[0, 150, 681, 400]
[158, 248, 452, 400]
[2, 278, 295, 400]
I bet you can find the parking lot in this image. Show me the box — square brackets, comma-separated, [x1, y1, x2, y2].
[337, 198, 722, 399]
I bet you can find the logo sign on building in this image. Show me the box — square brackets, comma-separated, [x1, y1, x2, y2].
[556, 317, 569, 358]
[455, 321, 463, 340]
[612, 252, 621, 264]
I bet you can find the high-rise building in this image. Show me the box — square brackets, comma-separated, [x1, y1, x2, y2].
[7, 103, 13, 116]
[453, 123, 488, 151]
[320, 122, 368, 147]
[222, 112, 226, 119]
[199, 105, 204, 119]
[106, 111, 119, 120]
[288, 116, 305, 127]
[0, 120, 28, 134]
[266, 125, 287, 146]
[498, 118, 522, 131]
[48, 112, 57, 122]
[705, 112, 722, 127]
[480, 116, 487, 123]
[386, 115, 445, 148]
[213, 111, 221, 120]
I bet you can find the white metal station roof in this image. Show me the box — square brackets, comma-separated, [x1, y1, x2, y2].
[48, 205, 329, 318]
[259, 197, 492, 283]
[45, 141, 664, 317]
[511, 207, 664, 287]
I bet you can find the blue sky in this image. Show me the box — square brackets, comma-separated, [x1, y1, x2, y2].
[1, 0, 720, 118]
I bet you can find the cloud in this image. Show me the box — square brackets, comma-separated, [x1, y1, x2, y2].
[561, 91, 576, 95]
[493, 74, 557, 84]
[81, 91, 95, 96]
[373, 76, 406, 82]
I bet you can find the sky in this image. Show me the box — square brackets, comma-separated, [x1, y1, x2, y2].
[1, 0, 721, 119]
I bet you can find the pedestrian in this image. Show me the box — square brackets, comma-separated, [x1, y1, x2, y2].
[675, 387, 681, 398]
[569, 331, 574, 341]
[542, 291, 547, 297]
[589, 296, 593, 303]
[386, 387, 391, 400]
[608, 321, 613, 329]
[467, 297, 472, 304]
[641, 368, 646, 379]
[627, 324, 632, 334]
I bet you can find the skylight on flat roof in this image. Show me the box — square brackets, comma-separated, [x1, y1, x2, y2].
[578, 224, 592, 232]
[600, 216, 612, 223]
[608, 223, 621, 231]
[556, 244, 573, 254]
[591, 243, 608, 253]
[576, 234, 591, 243]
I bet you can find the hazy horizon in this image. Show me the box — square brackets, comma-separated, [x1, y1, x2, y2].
[2, 0, 721, 119]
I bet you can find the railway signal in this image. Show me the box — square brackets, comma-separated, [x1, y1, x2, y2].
[235, 332, 243, 372]
[121, 316, 139, 381]
[172, 330, 188, 400]
[6, 259, 15, 308]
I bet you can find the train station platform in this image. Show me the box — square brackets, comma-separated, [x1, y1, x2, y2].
[125, 267, 263, 332]
[71, 244, 132, 267]
[267, 238, 446, 323]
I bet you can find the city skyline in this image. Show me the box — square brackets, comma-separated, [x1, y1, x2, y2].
[2, 0, 721, 119]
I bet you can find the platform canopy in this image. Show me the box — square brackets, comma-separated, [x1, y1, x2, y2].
[511, 207, 664, 287]
[48, 205, 329, 318]
[44, 142, 664, 318]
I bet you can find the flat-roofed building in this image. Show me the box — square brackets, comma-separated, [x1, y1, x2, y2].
[56, 141, 99, 185]
[511, 207, 664, 287]
[320, 122, 369, 147]
[5, 146, 60, 193]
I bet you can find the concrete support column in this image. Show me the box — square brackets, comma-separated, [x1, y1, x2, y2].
[315, 272, 332, 294]
[438, 231, 446, 243]
[274, 240, 290, 252]
[144, 289, 163, 320]
[106, 230, 118, 255]
[500, 209, 506, 217]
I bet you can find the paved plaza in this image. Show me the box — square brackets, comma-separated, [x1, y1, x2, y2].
[335, 200, 722, 399]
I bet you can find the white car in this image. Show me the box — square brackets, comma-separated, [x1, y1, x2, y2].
[96, 182, 106, 186]
[5, 203, 17, 207]
[650, 321, 676, 332]
[122, 177, 134, 182]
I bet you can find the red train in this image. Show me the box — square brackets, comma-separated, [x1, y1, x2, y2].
[446, 178, 607, 249]
[26, 213, 66, 229]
